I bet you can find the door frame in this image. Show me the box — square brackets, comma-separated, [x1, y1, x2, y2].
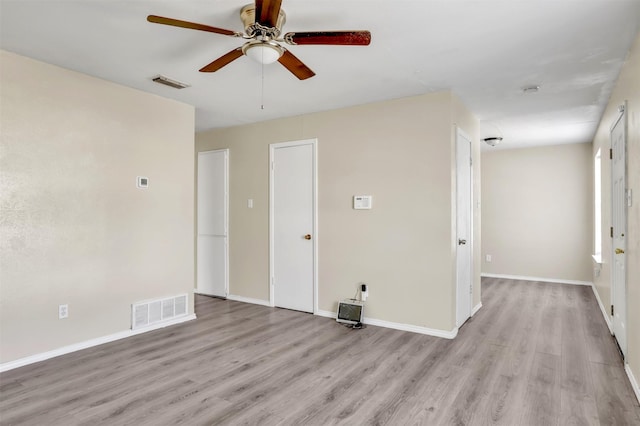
[196, 148, 229, 298]
[269, 139, 318, 313]
[610, 103, 627, 357]
[455, 127, 474, 327]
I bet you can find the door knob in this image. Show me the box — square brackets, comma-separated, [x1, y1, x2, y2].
[615, 248, 625, 254]
[304, 234, 312, 240]
[458, 239, 466, 245]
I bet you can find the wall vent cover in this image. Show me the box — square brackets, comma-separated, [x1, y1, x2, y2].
[132, 294, 188, 330]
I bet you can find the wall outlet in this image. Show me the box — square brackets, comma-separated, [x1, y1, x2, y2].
[58, 304, 69, 319]
[486, 254, 492, 262]
[136, 176, 149, 189]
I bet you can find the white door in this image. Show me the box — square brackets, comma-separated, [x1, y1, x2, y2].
[197, 149, 228, 298]
[270, 140, 316, 313]
[611, 107, 627, 358]
[456, 128, 473, 327]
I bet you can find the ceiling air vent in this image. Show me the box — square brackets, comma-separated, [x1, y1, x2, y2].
[152, 75, 190, 89]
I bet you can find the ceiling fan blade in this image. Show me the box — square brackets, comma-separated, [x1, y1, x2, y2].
[284, 31, 371, 46]
[199, 48, 245, 72]
[147, 15, 240, 37]
[254, 0, 282, 28]
[278, 49, 315, 80]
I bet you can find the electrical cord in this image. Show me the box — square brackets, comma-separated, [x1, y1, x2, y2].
[341, 322, 365, 330]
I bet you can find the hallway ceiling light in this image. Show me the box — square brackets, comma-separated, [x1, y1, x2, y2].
[522, 85, 540, 94]
[483, 137, 503, 147]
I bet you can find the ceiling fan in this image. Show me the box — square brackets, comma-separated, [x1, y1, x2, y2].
[147, 0, 371, 80]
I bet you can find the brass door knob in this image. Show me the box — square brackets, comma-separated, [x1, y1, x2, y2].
[615, 248, 625, 254]
[304, 234, 312, 240]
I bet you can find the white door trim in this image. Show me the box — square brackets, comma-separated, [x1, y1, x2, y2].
[269, 139, 318, 313]
[455, 127, 474, 327]
[196, 149, 229, 298]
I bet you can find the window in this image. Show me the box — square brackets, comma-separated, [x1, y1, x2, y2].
[594, 149, 602, 262]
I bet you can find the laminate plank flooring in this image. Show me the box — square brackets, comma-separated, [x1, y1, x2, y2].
[1, 278, 639, 425]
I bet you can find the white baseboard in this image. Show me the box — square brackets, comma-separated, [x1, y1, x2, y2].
[316, 309, 336, 319]
[0, 314, 196, 373]
[315, 310, 457, 339]
[472, 302, 482, 316]
[590, 283, 613, 334]
[591, 283, 613, 334]
[481, 273, 592, 286]
[194, 291, 225, 297]
[625, 363, 640, 405]
[227, 294, 272, 307]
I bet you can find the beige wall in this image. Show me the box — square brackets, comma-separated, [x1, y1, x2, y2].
[592, 32, 640, 388]
[196, 91, 480, 333]
[481, 143, 593, 282]
[0, 51, 195, 363]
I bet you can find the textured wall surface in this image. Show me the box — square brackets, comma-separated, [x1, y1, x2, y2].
[481, 143, 593, 282]
[196, 91, 480, 333]
[0, 51, 195, 363]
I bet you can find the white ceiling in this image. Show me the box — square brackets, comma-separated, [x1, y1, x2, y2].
[1, 1, 639, 150]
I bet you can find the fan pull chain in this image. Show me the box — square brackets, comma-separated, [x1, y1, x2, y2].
[260, 51, 265, 110]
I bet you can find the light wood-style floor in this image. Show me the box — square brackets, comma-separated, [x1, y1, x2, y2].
[1, 278, 639, 425]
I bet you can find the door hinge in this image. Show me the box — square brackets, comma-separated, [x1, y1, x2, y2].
[609, 148, 613, 159]
[470, 157, 473, 167]
[611, 305, 614, 316]
[610, 227, 614, 238]
[271, 161, 274, 171]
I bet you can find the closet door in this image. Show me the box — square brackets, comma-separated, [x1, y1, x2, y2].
[197, 149, 228, 298]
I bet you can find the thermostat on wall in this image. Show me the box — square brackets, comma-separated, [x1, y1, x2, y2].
[137, 176, 149, 189]
[353, 195, 372, 210]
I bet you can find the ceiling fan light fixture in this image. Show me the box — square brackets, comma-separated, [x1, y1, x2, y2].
[243, 41, 283, 64]
[147, 1, 372, 79]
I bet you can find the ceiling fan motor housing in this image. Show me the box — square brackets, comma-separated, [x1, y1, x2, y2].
[240, 4, 286, 38]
